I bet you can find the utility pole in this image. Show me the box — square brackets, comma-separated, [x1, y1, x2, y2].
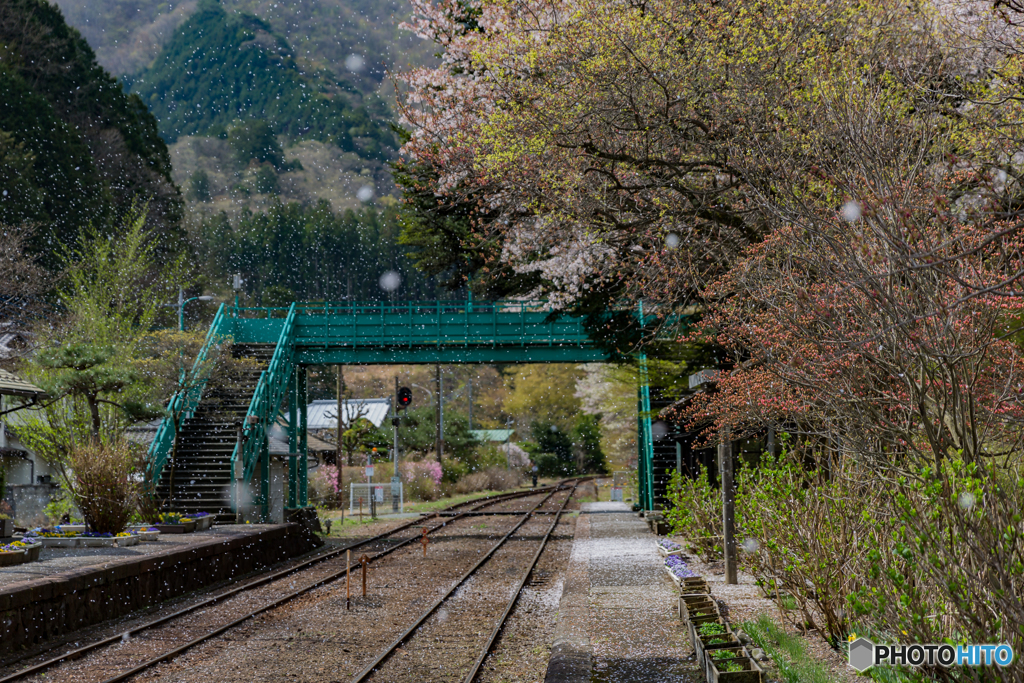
[392, 376, 400, 512]
[435, 364, 443, 464]
[467, 377, 473, 431]
[719, 436, 738, 584]
[337, 366, 345, 518]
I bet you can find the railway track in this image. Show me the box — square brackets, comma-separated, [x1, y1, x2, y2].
[0, 483, 576, 683]
[351, 481, 578, 683]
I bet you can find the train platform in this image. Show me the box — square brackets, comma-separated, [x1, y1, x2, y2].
[0, 524, 286, 589]
[546, 501, 699, 683]
[0, 523, 321, 655]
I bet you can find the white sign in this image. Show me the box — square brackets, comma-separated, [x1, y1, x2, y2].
[374, 486, 384, 502]
[365, 466, 375, 478]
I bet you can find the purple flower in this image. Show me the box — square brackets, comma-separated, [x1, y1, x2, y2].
[665, 554, 698, 578]
[659, 539, 682, 551]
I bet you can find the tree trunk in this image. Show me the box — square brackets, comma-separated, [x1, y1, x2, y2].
[87, 395, 101, 441]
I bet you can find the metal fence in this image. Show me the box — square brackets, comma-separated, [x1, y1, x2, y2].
[349, 482, 403, 514]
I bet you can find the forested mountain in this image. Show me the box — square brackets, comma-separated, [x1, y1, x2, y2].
[129, 0, 395, 159]
[0, 0, 181, 267]
[192, 201, 444, 304]
[52, 0, 435, 88]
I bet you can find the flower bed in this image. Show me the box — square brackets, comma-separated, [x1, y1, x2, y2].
[0, 545, 25, 567]
[189, 512, 214, 531]
[680, 596, 721, 625]
[23, 528, 141, 548]
[706, 647, 763, 683]
[155, 513, 196, 534]
[657, 538, 685, 557]
[128, 526, 161, 541]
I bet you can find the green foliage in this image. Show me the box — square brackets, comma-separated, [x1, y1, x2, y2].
[697, 622, 725, 636]
[228, 120, 285, 168]
[573, 413, 608, 474]
[394, 155, 537, 296]
[397, 405, 478, 463]
[131, 0, 394, 159]
[187, 169, 212, 202]
[0, 0, 180, 266]
[252, 163, 280, 195]
[740, 615, 833, 683]
[737, 449, 875, 646]
[58, 203, 176, 348]
[193, 200, 443, 304]
[43, 492, 78, 526]
[664, 466, 721, 561]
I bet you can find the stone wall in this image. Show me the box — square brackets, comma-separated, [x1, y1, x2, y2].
[2, 483, 59, 527]
[0, 524, 321, 655]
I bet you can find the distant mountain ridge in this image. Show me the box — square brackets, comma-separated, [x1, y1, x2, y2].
[52, 0, 436, 85]
[128, 0, 395, 160]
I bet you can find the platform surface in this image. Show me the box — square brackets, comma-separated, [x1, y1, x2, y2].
[546, 502, 699, 683]
[0, 524, 286, 590]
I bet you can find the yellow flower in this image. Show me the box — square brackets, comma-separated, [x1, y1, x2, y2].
[848, 633, 857, 642]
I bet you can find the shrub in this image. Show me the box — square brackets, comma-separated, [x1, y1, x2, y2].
[736, 451, 878, 646]
[67, 441, 142, 534]
[441, 457, 469, 484]
[534, 452, 574, 478]
[664, 466, 722, 561]
[400, 460, 443, 501]
[454, 466, 524, 494]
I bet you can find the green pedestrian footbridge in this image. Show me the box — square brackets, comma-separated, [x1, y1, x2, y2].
[146, 299, 663, 521]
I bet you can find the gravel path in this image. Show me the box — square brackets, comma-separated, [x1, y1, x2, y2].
[542, 502, 702, 683]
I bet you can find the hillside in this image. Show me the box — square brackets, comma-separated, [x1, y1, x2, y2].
[52, 0, 436, 89]
[0, 0, 181, 267]
[129, 0, 395, 156]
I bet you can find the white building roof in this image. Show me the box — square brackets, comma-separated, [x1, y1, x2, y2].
[306, 398, 392, 429]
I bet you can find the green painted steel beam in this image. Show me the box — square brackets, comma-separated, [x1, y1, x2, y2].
[294, 347, 609, 365]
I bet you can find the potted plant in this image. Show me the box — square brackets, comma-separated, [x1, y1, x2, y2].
[190, 511, 215, 531]
[680, 597, 721, 624]
[706, 647, 764, 683]
[16, 538, 43, 562]
[690, 620, 741, 664]
[155, 512, 196, 533]
[657, 538, 685, 556]
[127, 526, 161, 541]
[0, 542, 25, 567]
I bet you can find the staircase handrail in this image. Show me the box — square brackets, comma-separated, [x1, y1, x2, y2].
[146, 303, 230, 483]
[232, 302, 298, 485]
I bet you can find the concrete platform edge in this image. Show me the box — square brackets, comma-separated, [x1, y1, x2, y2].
[0, 523, 320, 655]
[544, 510, 592, 683]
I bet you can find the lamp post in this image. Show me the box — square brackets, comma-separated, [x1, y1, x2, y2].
[167, 288, 214, 331]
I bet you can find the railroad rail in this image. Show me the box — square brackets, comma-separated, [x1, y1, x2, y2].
[0, 483, 571, 683]
[351, 480, 580, 683]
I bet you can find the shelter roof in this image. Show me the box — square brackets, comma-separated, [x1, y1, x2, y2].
[470, 429, 515, 442]
[0, 368, 45, 398]
[305, 398, 391, 430]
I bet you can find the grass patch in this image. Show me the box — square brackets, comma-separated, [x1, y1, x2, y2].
[740, 615, 833, 683]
